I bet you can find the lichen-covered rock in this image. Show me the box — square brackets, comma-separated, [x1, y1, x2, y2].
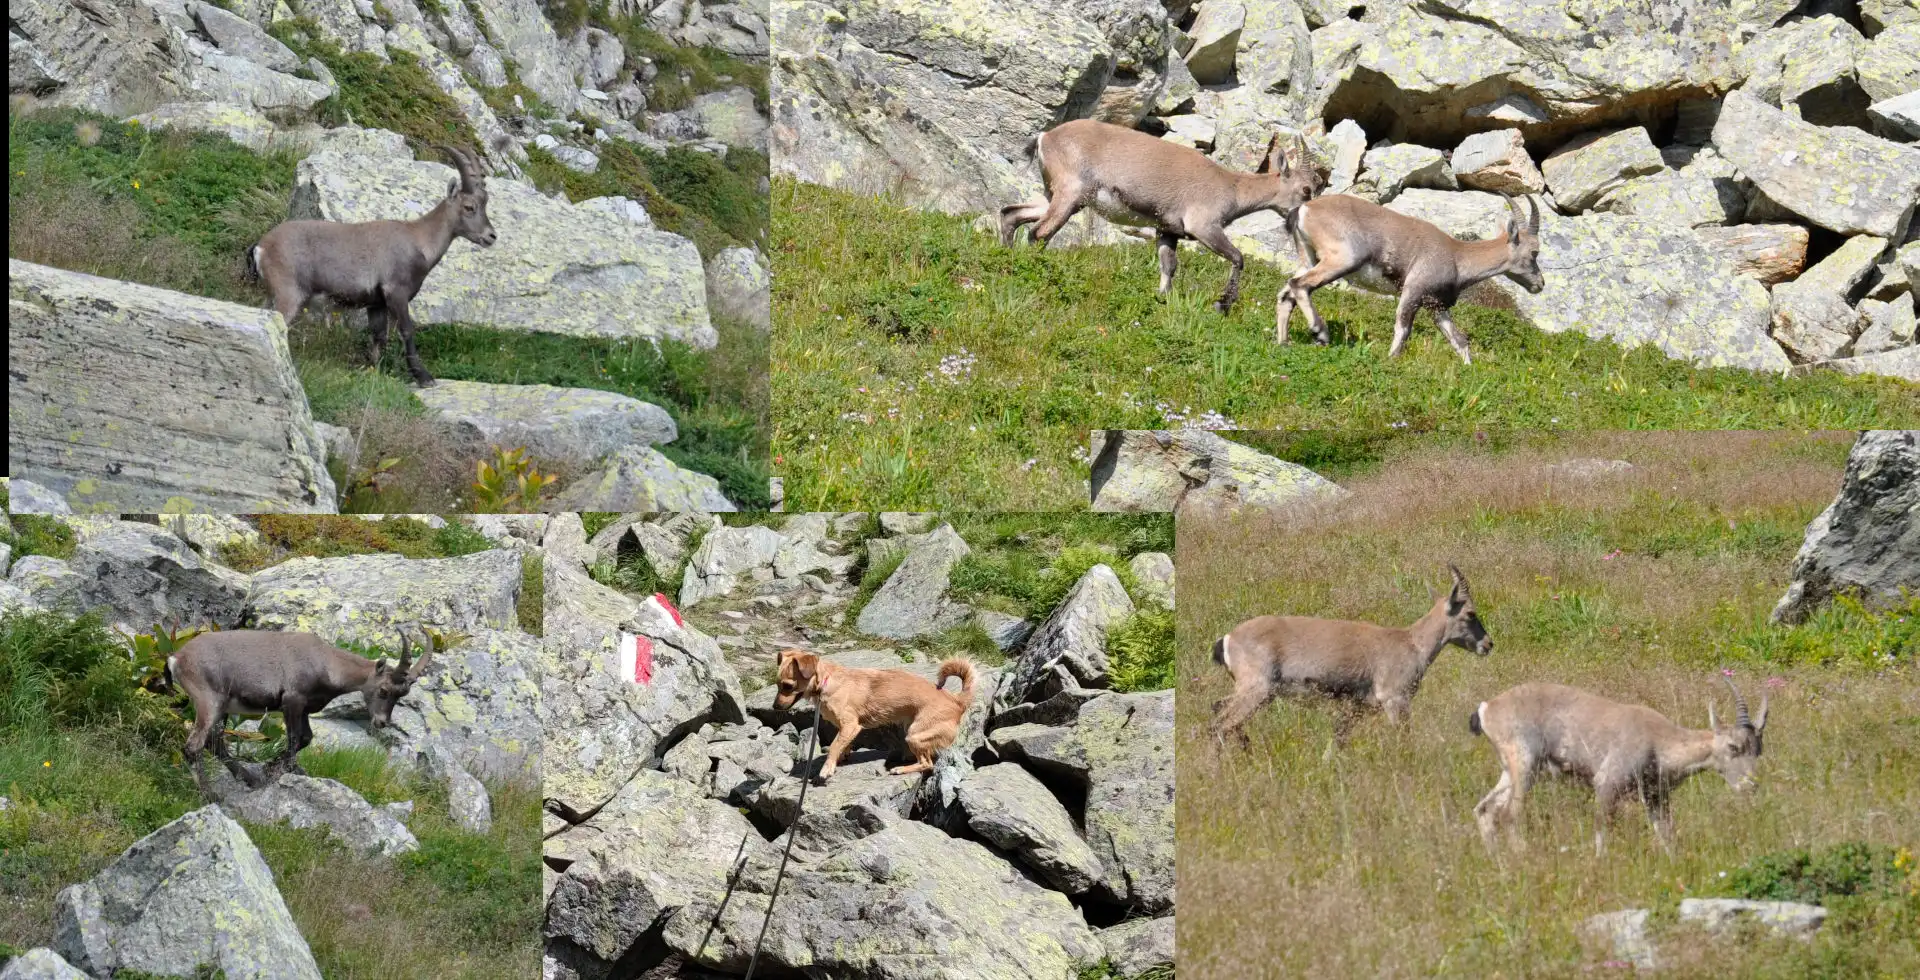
[246, 549, 523, 645]
[1324, 117, 1368, 193]
[1678, 898, 1829, 938]
[706, 246, 771, 330]
[1691, 224, 1811, 285]
[1771, 282, 1866, 362]
[6, 478, 73, 515]
[67, 520, 251, 630]
[54, 805, 322, 980]
[989, 691, 1174, 914]
[1099, 916, 1175, 976]
[1797, 235, 1891, 298]
[1597, 171, 1743, 227]
[855, 522, 972, 639]
[8, 557, 87, 616]
[1857, 22, 1920, 102]
[9, 260, 336, 513]
[1129, 551, 1175, 609]
[1184, 1, 1245, 84]
[210, 772, 418, 857]
[0, 948, 91, 980]
[1090, 428, 1347, 513]
[690, 85, 767, 151]
[1451, 128, 1545, 195]
[1713, 90, 1920, 240]
[1356, 142, 1455, 202]
[1238, 0, 1311, 99]
[1805, 344, 1920, 381]
[163, 514, 262, 559]
[997, 564, 1133, 708]
[1540, 127, 1666, 213]
[679, 524, 787, 607]
[124, 101, 280, 151]
[548, 446, 736, 512]
[740, 751, 922, 850]
[378, 23, 524, 175]
[445, 759, 493, 833]
[1856, 293, 1917, 355]
[1772, 430, 1920, 624]
[1579, 909, 1657, 971]
[462, 0, 576, 113]
[414, 380, 677, 472]
[292, 150, 711, 346]
[379, 627, 543, 781]
[665, 817, 1104, 978]
[189, 1, 299, 71]
[958, 761, 1104, 895]
[1868, 89, 1920, 140]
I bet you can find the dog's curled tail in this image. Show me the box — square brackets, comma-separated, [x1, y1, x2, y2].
[937, 658, 977, 712]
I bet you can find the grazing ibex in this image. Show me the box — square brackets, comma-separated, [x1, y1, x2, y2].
[1209, 564, 1491, 745]
[248, 145, 497, 387]
[999, 119, 1322, 313]
[1470, 677, 1769, 855]
[167, 630, 433, 794]
[1276, 192, 1544, 364]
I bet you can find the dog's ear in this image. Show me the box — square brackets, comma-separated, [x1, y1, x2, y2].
[792, 656, 816, 684]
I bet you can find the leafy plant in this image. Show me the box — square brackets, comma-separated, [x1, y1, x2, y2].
[1106, 608, 1175, 693]
[341, 455, 404, 513]
[1721, 842, 1907, 904]
[128, 622, 217, 694]
[471, 447, 558, 514]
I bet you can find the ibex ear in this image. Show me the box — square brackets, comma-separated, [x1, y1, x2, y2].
[1258, 132, 1285, 174]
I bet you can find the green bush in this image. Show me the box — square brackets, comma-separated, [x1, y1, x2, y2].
[1106, 608, 1175, 693]
[1, 515, 78, 562]
[0, 611, 174, 743]
[1723, 593, 1919, 668]
[1723, 842, 1907, 903]
[270, 21, 482, 152]
[522, 139, 767, 258]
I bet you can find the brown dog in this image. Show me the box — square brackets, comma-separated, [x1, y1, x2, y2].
[773, 649, 977, 782]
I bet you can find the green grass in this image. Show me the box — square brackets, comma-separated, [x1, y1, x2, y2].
[518, 550, 544, 636]
[1178, 431, 1920, 978]
[218, 514, 493, 571]
[1107, 607, 1175, 694]
[0, 514, 79, 562]
[771, 180, 1920, 508]
[521, 138, 768, 259]
[269, 20, 483, 152]
[598, 14, 769, 114]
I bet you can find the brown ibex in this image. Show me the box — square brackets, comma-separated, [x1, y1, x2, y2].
[248, 145, 497, 387]
[167, 630, 432, 793]
[999, 119, 1322, 313]
[1276, 192, 1545, 363]
[1470, 677, 1769, 855]
[1209, 564, 1492, 745]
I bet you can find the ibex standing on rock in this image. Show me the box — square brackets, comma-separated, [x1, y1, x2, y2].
[1209, 564, 1492, 745]
[168, 630, 432, 794]
[249, 144, 497, 387]
[1470, 677, 1769, 855]
[1277, 192, 1544, 363]
[999, 119, 1322, 314]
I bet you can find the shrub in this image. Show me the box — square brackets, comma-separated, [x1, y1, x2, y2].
[0, 610, 175, 745]
[269, 22, 482, 152]
[1723, 842, 1907, 904]
[2, 515, 78, 562]
[1106, 608, 1175, 693]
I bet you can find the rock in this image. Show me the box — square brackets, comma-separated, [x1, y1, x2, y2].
[740, 751, 920, 851]
[691, 86, 768, 152]
[1325, 118, 1368, 193]
[1856, 293, 1918, 355]
[123, 101, 278, 152]
[1386, 194, 1792, 371]
[567, 25, 626, 89]
[1579, 909, 1657, 971]
[1764, 15, 1872, 128]
[998, 564, 1133, 708]
[1771, 282, 1867, 361]
[1099, 916, 1175, 976]
[162, 515, 261, 559]
[550, 144, 601, 173]
[66, 520, 250, 631]
[1540, 128, 1666, 213]
[549, 446, 736, 512]
[958, 762, 1104, 894]
[1357, 143, 1455, 202]
[0, 948, 91, 980]
[1678, 898, 1829, 938]
[380, 628, 543, 782]
[597, 514, 702, 581]
[1798, 235, 1891, 299]
[1773, 430, 1920, 624]
[414, 380, 678, 472]
[188, 2, 299, 72]
[1713, 90, 1920, 240]
[8, 557, 87, 616]
[9, 260, 336, 513]
[1691, 224, 1811, 285]
[446, 762, 493, 834]
[665, 817, 1103, 977]
[854, 523, 972, 639]
[468, 514, 550, 549]
[1090, 428, 1347, 513]
[1868, 89, 1920, 140]
[679, 524, 787, 607]
[879, 512, 938, 535]
[1185, 1, 1246, 84]
[543, 512, 595, 572]
[1451, 128, 1546, 195]
[705, 247, 771, 330]
[662, 720, 799, 800]
[0, 581, 38, 615]
[54, 805, 322, 980]
[579, 195, 652, 227]
[246, 549, 524, 645]
[1129, 552, 1175, 609]
[1863, 0, 1920, 34]
[1597, 172, 1743, 227]
[974, 608, 1036, 650]
[306, 716, 380, 753]
[6, 478, 72, 515]
[462, 0, 576, 113]
[1238, 0, 1312, 98]
[0, 544, 11, 579]
[990, 691, 1174, 913]
[1807, 344, 1920, 381]
[292, 150, 712, 347]
[1857, 22, 1920, 102]
[210, 771, 417, 857]
[542, 562, 746, 815]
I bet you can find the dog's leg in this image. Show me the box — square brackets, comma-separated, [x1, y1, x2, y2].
[817, 719, 861, 782]
[890, 713, 952, 775]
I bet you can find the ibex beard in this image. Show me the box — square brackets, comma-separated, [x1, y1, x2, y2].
[773, 648, 977, 783]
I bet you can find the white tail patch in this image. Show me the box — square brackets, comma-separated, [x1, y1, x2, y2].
[1035, 130, 1046, 171]
[1477, 701, 1488, 726]
[1221, 634, 1232, 670]
[166, 655, 178, 673]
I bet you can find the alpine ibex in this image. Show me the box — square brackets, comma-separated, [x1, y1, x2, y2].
[1209, 564, 1491, 745]
[999, 119, 1322, 313]
[167, 630, 432, 793]
[249, 145, 497, 387]
[1276, 192, 1544, 363]
[1470, 677, 1770, 855]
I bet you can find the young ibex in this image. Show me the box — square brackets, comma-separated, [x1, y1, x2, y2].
[1276, 192, 1544, 364]
[1209, 564, 1492, 745]
[1470, 677, 1769, 855]
[167, 630, 433, 794]
[249, 144, 497, 387]
[999, 119, 1322, 313]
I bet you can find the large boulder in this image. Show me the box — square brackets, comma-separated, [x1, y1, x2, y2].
[1098, 916, 1176, 976]
[1539, 127, 1666, 213]
[291, 150, 713, 347]
[8, 557, 87, 616]
[855, 522, 972, 639]
[1386, 191, 1791, 371]
[413, 380, 678, 472]
[705, 247, 771, 330]
[1856, 22, 1920, 103]
[0, 948, 91, 980]
[1770, 282, 1867, 362]
[1129, 552, 1175, 609]
[209, 772, 418, 857]
[1712, 90, 1920, 240]
[9, 260, 336, 513]
[1597, 171, 1744, 228]
[245, 549, 524, 644]
[690, 86, 768, 151]
[997, 564, 1134, 708]
[664, 817, 1104, 978]
[957, 761, 1105, 895]
[54, 805, 322, 980]
[1090, 428, 1347, 513]
[679, 524, 787, 607]
[989, 691, 1175, 914]
[67, 520, 250, 631]
[1691, 224, 1810, 285]
[461, 0, 577, 113]
[739, 750, 922, 851]
[1868, 89, 1920, 140]
[548, 446, 736, 512]
[1772, 430, 1920, 624]
[379, 627, 543, 781]
[5, 478, 72, 515]
[1450, 128, 1546, 195]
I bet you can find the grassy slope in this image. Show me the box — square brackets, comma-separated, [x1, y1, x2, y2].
[9, 102, 767, 512]
[1176, 431, 1920, 977]
[771, 180, 1920, 508]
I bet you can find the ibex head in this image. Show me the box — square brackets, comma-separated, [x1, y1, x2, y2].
[365, 632, 433, 729]
[1432, 563, 1493, 656]
[1706, 676, 1769, 790]
[436, 145, 497, 249]
[1255, 131, 1322, 214]
[1499, 194, 1545, 294]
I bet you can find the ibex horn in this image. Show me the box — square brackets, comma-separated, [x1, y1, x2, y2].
[436, 145, 482, 191]
[1527, 194, 1541, 234]
[397, 631, 413, 676]
[1722, 675, 1751, 729]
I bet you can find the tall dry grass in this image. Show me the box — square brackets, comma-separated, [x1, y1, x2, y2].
[1177, 431, 1920, 978]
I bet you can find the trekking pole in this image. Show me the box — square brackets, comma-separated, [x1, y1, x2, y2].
[744, 699, 822, 980]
